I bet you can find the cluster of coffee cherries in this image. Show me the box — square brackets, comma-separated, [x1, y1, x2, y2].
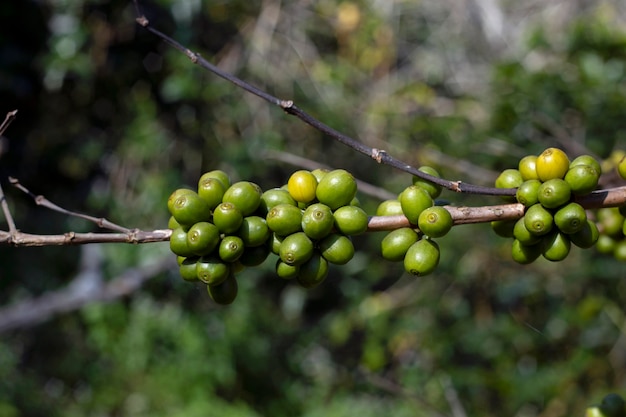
[377, 167, 450, 276]
[491, 147, 602, 263]
[167, 168, 367, 304]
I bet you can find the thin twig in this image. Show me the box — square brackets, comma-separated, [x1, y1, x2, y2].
[0, 110, 17, 136]
[0, 182, 17, 234]
[132, 1, 516, 198]
[0, 229, 172, 247]
[9, 176, 131, 233]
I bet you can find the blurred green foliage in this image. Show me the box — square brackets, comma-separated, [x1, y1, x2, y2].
[0, 1, 625, 416]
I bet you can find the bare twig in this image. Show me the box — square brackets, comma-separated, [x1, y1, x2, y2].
[0, 229, 172, 247]
[0, 110, 17, 136]
[10, 176, 131, 233]
[0, 182, 17, 235]
[132, 0, 516, 198]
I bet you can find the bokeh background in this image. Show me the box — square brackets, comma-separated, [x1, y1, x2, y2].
[1, 0, 626, 416]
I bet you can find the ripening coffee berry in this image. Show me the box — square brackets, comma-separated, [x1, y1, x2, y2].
[318, 233, 355, 265]
[170, 227, 196, 257]
[400, 185, 433, 224]
[511, 239, 541, 264]
[259, 188, 297, 215]
[212, 202, 244, 234]
[537, 179, 571, 209]
[315, 169, 357, 210]
[301, 203, 335, 240]
[288, 170, 318, 203]
[279, 232, 314, 266]
[168, 216, 181, 230]
[403, 238, 440, 276]
[218, 235, 245, 263]
[266, 203, 303, 236]
[513, 218, 541, 246]
[275, 259, 300, 280]
[167, 188, 195, 216]
[297, 253, 329, 289]
[418, 206, 453, 238]
[495, 169, 524, 189]
[536, 147, 570, 181]
[238, 216, 270, 247]
[222, 181, 263, 216]
[196, 255, 230, 285]
[524, 204, 554, 236]
[516, 179, 541, 207]
[169, 191, 211, 226]
[569, 219, 599, 248]
[570, 154, 601, 176]
[376, 200, 403, 216]
[238, 244, 270, 267]
[311, 168, 329, 183]
[381, 227, 419, 261]
[618, 156, 626, 181]
[207, 273, 238, 305]
[197, 177, 226, 210]
[541, 231, 571, 262]
[179, 257, 200, 282]
[518, 155, 539, 181]
[564, 164, 599, 196]
[199, 170, 231, 190]
[554, 202, 587, 234]
[491, 220, 515, 238]
[333, 205, 369, 235]
[187, 221, 220, 256]
[412, 166, 442, 199]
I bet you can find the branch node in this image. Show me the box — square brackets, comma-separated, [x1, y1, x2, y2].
[451, 181, 462, 192]
[371, 148, 387, 163]
[280, 100, 294, 109]
[187, 50, 199, 63]
[135, 16, 149, 27]
[65, 231, 76, 243]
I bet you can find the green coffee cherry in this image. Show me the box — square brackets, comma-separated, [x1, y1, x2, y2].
[301, 203, 334, 240]
[491, 220, 515, 238]
[259, 188, 297, 215]
[513, 218, 541, 246]
[412, 166, 442, 199]
[381, 227, 419, 262]
[570, 154, 601, 176]
[376, 200, 403, 216]
[399, 185, 433, 224]
[618, 157, 626, 181]
[212, 202, 244, 234]
[239, 244, 270, 266]
[315, 169, 357, 210]
[511, 239, 541, 264]
[516, 179, 541, 207]
[238, 216, 270, 247]
[269, 233, 284, 255]
[597, 234, 618, 254]
[218, 235, 245, 263]
[170, 227, 196, 257]
[333, 205, 369, 235]
[564, 164, 599, 196]
[199, 170, 231, 190]
[186, 221, 220, 256]
[297, 253, 329, 289]
[222, 181, 263, 216]
[541, 231, 571, 262]
[598, 208, 625, 236]
[288, 170, 318, 203]
[554, 202, 587, 234]
[196, 256, 230, 285]
[418, 206, 453, 238]
[197, 177, 226, 209]
[266, 203, 303, 236]
[537, 179, 571, 209]
[318, 233, 355, 265]
[518, 155, 539, 181]
[403, 239, 440, 276]
[167, 188, 195, 216]
[569, 219, 599, 248]
[276, 260, 300, 280]
[311, 168, 329, 183]
[524, 204, 554, 236]
[599, 393, 626, 417]
[207, 273, 238, 305]
[179, 257, 200, 282]
[495, 169, 523, 189]
[169, 191, 211, 226]
[279, 232, 314, 266]
[168, 216, 181, 230]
